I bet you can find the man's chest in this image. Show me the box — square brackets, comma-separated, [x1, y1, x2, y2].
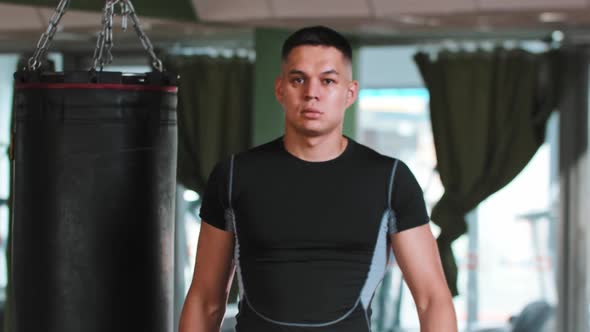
[232, 170, 389, 250]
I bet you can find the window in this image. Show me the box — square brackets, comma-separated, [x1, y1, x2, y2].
[0, 54, 19, 296]
[358, 45, 558, 331]
[357, 86, 447, 330]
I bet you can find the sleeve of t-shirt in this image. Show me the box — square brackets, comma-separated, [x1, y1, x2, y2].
[389, 160, 430, 234]
[198, 159, 232, 232]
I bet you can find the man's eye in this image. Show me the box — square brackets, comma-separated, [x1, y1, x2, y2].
[323, 79, 335, 85]
[292, 78, 304, 84]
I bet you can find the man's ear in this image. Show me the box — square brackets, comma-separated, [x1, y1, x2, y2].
[345, 80, 359, 108]
[274, 76, 283, 104]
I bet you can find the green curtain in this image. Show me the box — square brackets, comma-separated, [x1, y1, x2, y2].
[164, 54, 254, 194]
[555, 46, 589, 332]
[164, 54, 253, 304]
[414, 48, 561, 296]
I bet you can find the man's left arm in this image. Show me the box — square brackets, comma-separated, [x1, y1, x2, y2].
[390, 224, 458, 332]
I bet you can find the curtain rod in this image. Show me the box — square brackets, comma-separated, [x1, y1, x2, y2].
[352, 29, 563, 47]
[165, 44, 255, 60]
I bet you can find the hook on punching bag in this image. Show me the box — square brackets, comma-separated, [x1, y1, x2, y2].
[11, 1, 179, 332]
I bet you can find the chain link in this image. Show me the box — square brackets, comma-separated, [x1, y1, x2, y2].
[28, 0, 70, 71]
[92, 0, 163, 72]
[125, 1, 163, 72]
[121, 1, 128, 32]
[92, 0, 119, 71]
[28, 0, 163, 72]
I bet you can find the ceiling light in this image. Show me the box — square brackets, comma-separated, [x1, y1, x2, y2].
[399, 15, 426, 25]
[539, 12, 567, 23]
[476, 23, 492, 32]
[358, 23, 399, 35]
[426, 19, 440, 27]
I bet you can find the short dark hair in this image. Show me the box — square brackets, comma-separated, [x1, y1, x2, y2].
[281, 26, 352, 63]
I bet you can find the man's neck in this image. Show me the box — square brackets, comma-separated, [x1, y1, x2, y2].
[282, 130, 348, 162]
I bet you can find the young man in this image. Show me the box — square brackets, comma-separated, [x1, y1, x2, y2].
[179, 26, 457, 332]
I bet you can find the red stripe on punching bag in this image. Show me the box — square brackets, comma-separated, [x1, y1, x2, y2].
[15, 82, 178, 93]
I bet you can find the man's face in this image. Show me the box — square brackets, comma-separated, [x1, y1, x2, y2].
[275, 45, 358, 137]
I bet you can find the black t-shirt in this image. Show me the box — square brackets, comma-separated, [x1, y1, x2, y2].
[199, 136, 429, 331]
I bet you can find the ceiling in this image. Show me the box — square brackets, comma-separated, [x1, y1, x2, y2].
[0, 2, 251, 52]
[0, 0, 588, 52]
[191, 0, 590, 44]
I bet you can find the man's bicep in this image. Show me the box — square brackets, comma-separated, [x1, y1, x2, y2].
[188, 220, 235, 301]
[390, 161, 430, 233]
[390, 224, 449, 305]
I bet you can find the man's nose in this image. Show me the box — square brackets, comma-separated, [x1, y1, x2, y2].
[304, 79, 320, 101]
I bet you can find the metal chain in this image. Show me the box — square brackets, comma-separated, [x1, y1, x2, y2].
[91, 0, 163, 72]
[125, 0, 163, 72]
[28, 0, 163, 72]
[92, 0, 119, 71]
[121, 1, 128, 32]
[28, 0, 70, 71]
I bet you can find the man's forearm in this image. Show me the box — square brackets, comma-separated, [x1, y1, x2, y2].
[417, 295, 458, 332]
[179, 294, 226, 332]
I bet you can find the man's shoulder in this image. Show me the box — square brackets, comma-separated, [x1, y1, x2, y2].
[222, 137, 284, 171]
[349, 138, 397, 164]
[236, 137, 282, 158]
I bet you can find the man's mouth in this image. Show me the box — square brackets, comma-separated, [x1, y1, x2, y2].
[302, 108, 322, 119]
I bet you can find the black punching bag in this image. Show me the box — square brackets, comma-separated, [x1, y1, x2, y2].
[11, 71, 178, 332]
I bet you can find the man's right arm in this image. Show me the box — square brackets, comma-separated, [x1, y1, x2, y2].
[179, 221, 236, 332]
